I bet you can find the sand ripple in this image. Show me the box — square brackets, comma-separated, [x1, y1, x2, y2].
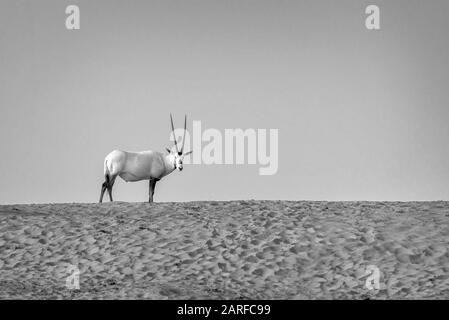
[0, 201, 448, 299]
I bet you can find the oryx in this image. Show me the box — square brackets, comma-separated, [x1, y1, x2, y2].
[99, 114, 192, 203]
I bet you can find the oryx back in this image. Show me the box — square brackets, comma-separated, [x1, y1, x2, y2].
[104, 150, 167, 182]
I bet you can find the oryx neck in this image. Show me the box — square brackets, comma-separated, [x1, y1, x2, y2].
[165, 153, 176, 172]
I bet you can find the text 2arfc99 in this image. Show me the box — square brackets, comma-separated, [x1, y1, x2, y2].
[221, 304, 271, 316]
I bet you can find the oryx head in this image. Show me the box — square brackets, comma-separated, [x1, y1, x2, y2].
[166, 114, 192, 171]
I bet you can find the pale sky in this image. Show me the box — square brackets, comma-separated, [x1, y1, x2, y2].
[1, 0, 449, 204]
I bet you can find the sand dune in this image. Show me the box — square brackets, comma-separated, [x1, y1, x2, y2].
[0, 201, 448, 299]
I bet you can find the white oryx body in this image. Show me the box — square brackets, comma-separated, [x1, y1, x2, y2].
[99, 114, 191, 203]
[104, 150, 176, 183]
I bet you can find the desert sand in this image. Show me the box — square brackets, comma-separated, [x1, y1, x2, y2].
[0, 200, 448, 299]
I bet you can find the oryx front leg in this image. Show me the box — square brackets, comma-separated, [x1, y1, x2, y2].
[149, 178, 158, 203]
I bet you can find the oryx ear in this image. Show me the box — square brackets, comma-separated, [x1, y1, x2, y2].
[183, 150, 193, 156]
[165, 147, 171, 153]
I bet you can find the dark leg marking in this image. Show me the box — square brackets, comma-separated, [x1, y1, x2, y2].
[149, 178, 158, 203]
[99, 181, 107, 203]
[100, 175, 116, 203]
[107, 175, 116, 202]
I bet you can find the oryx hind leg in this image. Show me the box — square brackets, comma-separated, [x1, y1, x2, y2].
[99, 175, 116, 203]
[99, 178, 108, 203]
[107, 175, 117, 202]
